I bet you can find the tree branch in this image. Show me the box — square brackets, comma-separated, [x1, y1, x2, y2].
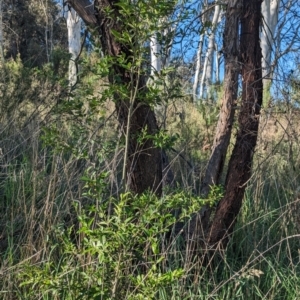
[66, 0, 97, 25]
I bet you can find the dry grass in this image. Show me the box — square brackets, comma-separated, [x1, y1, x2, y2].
[0, 93, 300, 298]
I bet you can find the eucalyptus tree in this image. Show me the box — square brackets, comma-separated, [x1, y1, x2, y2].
[150, 33, 162, 78]
[188, 0, 300, 248]
[193, 0, 241, 234]
[192, 28, 205, 103]
[261, 0, 279, 87]
[149, 10, 179, 77]
[149, 18, 167, 127]
[198, 0, 299, 197]
[257, 0, 300, 106]
[67, 0, 176, 195]
[208, 0, 263, 247]
[185, 0, 264, 249]
[66, 4, 82, 87]
[198, 2, 222, 100]
[192, 0, 209, 103]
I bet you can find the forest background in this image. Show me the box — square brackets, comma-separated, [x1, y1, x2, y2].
[0, 0, 300, 299]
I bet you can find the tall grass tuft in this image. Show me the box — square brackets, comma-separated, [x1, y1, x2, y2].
[1, 75, 300, 300]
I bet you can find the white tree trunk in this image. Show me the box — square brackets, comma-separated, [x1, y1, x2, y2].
[261, 0, 279, 81]
[67, 7, 82, 88]
[148, 30, 165, 129]
[215, 42, 220, 83]
[199, 4, 221, 100]
[199, 47, 208, 99]
[149, 25, 175, 187]
[150, 14, 179, 76]
[192, 33, 204, 103]
[149, 18, 178, 126]
[150, 33, 162, 77]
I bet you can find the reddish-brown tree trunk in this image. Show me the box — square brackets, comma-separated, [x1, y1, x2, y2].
[208, 0, 263, 248]
[185, 0, 241, 242]
[68, 0, 163, 195]
[201, 0, 241, 196]
[196, 0, 242, 234]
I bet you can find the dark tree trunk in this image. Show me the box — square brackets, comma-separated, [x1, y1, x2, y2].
[193, 0, 242, 235]
[201, 0, 241, 197]
[185, 0, 241, 243]
[208, 0, 263, 248]
[68, 0, 163, 195]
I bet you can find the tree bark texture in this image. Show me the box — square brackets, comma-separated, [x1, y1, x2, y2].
[261, 0, 279, 106]
[185, 0, 241, 245]
[202, 0, 241, 197]
[67, 7, 81, 87]
[204, 4, 221, 100]
[68, 0, 163, 195]
[261, 0, 279, 81]
[199, 4, 221, 100]
[192, 33, 204, 103]
[150, 33, 162, 77]
[208, 0, 263, 248]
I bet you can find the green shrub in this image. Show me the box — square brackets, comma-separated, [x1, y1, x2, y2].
[18, 190, 215, 299]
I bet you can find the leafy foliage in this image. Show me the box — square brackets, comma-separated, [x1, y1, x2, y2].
[18, 191, 214, 299]
[0, 0, 300, 299]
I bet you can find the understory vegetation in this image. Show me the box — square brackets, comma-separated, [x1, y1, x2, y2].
[0, 57, 299, 299]
[1, 0, 300, 298]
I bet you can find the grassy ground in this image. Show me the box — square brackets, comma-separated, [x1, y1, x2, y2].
[0, 99, 299, 299]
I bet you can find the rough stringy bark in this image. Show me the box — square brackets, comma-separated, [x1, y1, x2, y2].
[208, 0, 263, 248]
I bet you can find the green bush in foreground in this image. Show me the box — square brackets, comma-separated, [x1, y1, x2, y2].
[18, 190, 217, 300]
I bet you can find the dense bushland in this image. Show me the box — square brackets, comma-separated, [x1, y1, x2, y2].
[0, 57, 300, 299]
[1, 0, 300, 298]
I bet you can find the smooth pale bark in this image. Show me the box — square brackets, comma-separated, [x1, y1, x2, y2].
[261, 0, 279, 82]
[199, 52, 208, 99]
[149, 28, 166, 130]
[261, 0, 279, 107]
[215, 42, 220, 83]
[199, 4, 221, 100]
[262, 0, 299, 106]
[192, 0, 208, 102]
[150, 14, 178, 74]
[149, 31, 164, 124]
[67, 7, 82, 87]
[208, 0, 263, 248]
[149, 29, 174, 187]
[68, 0, 163, 195]
[149, 31, 174, 187]
[192, 34, 204, 103]
[150, 33, 162, 77]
